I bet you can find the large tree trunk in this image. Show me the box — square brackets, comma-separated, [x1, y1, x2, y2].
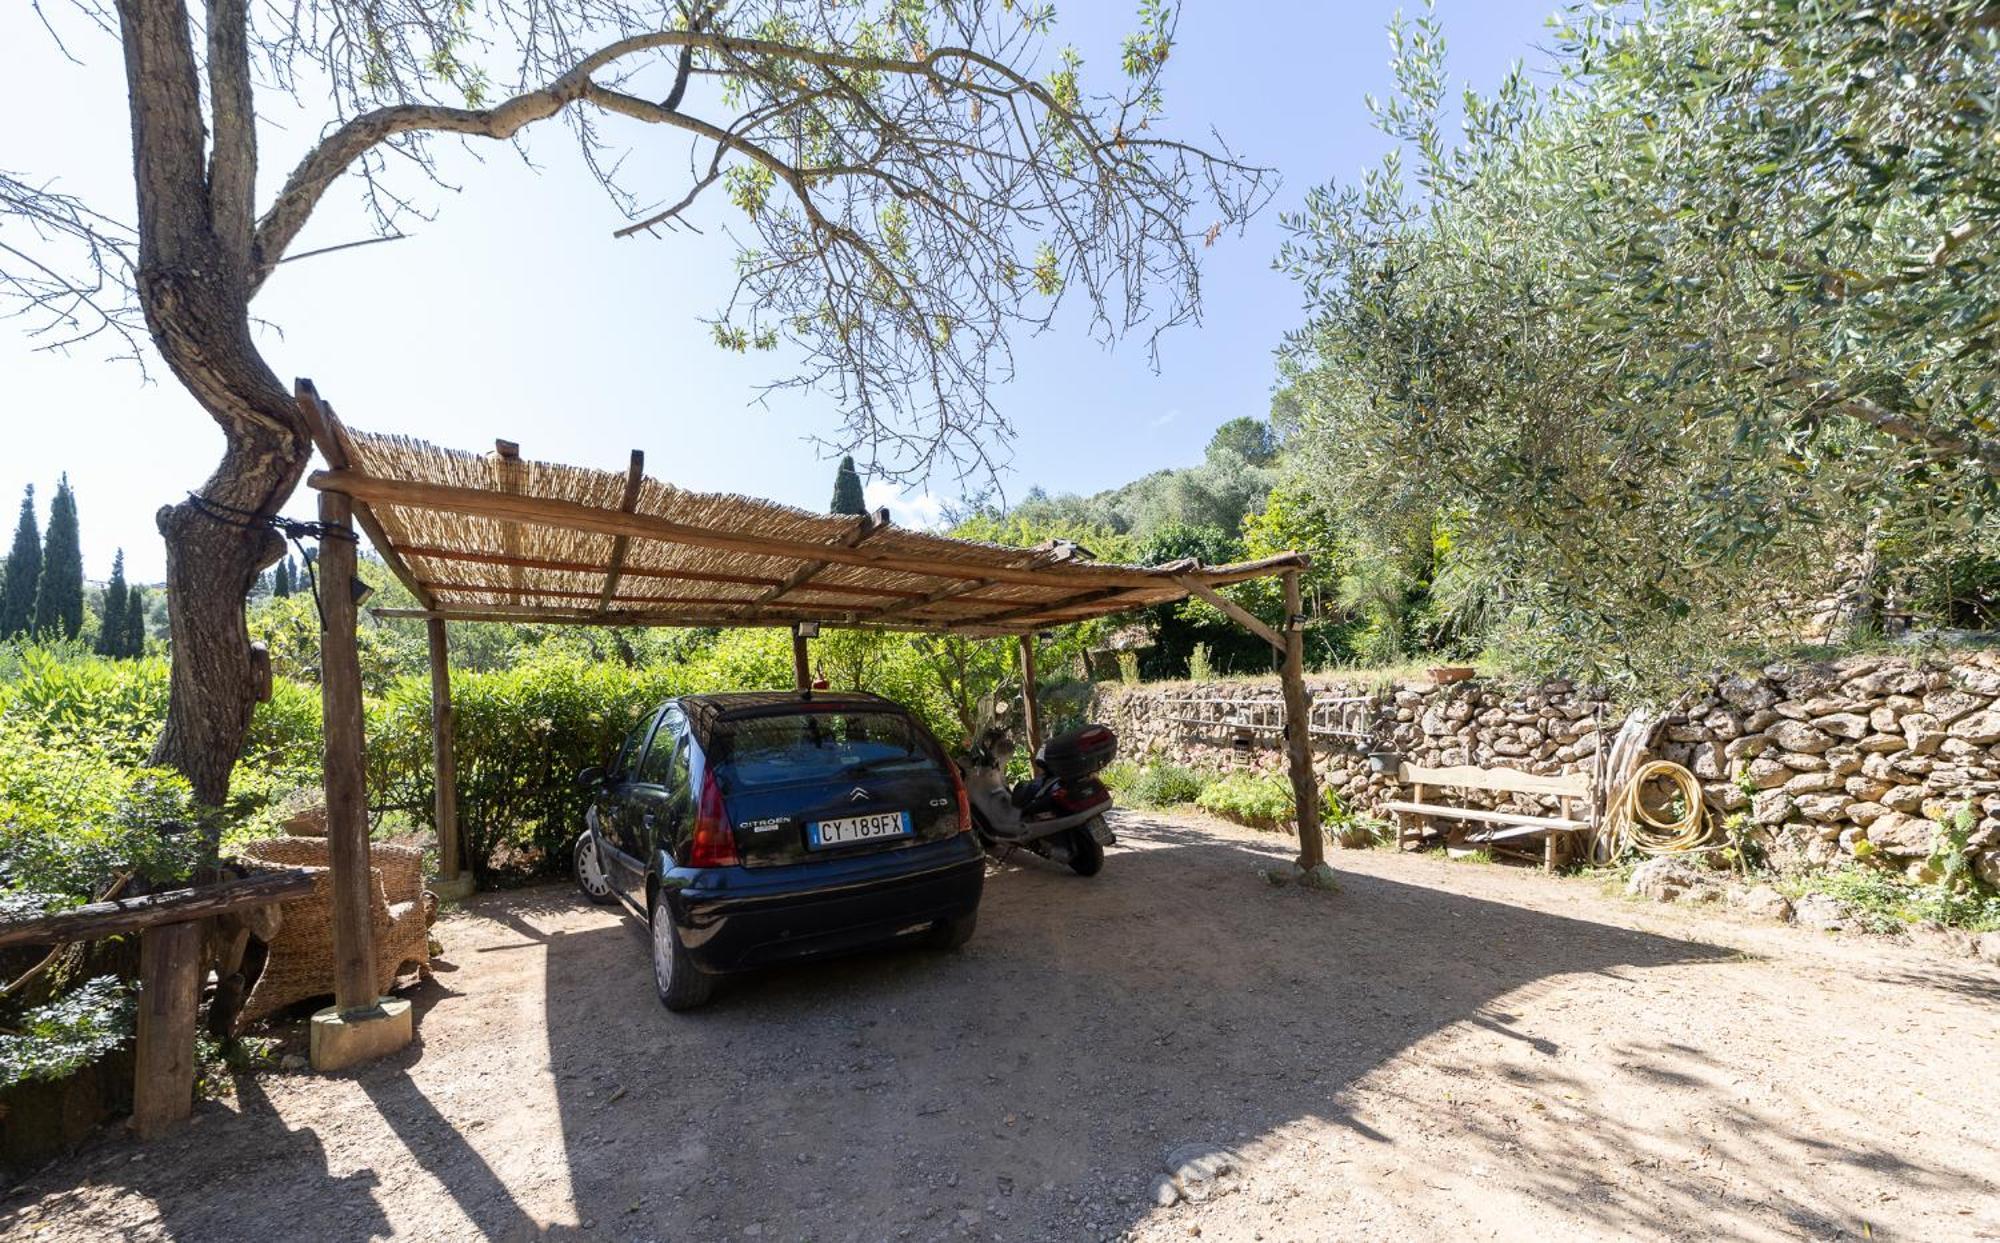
[120, 0, 310, 808]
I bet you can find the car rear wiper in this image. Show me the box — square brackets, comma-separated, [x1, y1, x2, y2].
[838, 754, 922, 776]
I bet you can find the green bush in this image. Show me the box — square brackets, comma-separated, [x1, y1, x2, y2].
[0, 976, 134, 1089]
[1122, 761, 1210, 808]
[367, 648, 695, 881]
[0, 644, 169, 767]
[0, 724, 206, 912]
[1783, 865, 2000, 934]
[1195, 770, 1297, 830]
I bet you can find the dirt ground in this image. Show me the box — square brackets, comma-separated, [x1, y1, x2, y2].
[5, 810, 1998, 1243]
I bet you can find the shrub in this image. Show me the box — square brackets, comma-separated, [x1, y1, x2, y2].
[1116, 651, 1139, 685]
[0, 724, 206, 911]
[0, 976, 134, 1089]
[0, 644, 169, 768]
[1195, 770, 1297, 830]
[1123, 761, 1209, 808]
[366, 649, 694, 881]
[1782, 865, 2000, 934]
[1187, 642, 1214, 682]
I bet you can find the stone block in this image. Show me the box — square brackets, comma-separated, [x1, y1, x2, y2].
[1746, 757, 1790, 789]
[1949, 710, 2000, 745]
[1815, 712, 1870, 740]
[1725, 735, 1770, 760]
[1868, 706, 1900, 734]
[310, 997, 414, 1072]
[1922, 690, 1984, 727]
[1793, 793, 1847, 820]
[1845, 776, 1889, 801]
[1866, 812, 1936, 857]
[1777, 751, 1828, 772]
[1752, 789, 1792, 827]
[1768, 720, 1835, 753]
[1881, 784, 1925, 813]
[1783, 771, 1841, 795]
[1847, 801, 1887, 826]
[1856, 733, 1905, 754]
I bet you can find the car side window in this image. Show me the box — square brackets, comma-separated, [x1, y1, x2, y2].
[636, 714, 680, 786]
[665, 738, 691, 803]
[613, 711, 658, 780]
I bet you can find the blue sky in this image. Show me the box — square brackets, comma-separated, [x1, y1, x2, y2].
[0, 1, 1562, 582]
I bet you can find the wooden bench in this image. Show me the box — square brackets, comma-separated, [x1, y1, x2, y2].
[1384, 762, 1593, 871]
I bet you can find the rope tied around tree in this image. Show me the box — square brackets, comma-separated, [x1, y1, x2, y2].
[183, 490, 357, 626]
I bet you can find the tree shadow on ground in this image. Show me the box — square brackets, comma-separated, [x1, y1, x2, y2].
[504, 813, 1869, 1241]
[7, 813, 1992, 1241]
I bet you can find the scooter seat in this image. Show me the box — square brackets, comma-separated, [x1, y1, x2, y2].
[1010, 778, 1044, 809]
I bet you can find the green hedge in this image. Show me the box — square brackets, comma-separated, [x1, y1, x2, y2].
[1195, 771, 1298, 830]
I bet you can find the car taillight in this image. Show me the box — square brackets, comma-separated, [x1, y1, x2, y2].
[687, 772, 740, 868]
[946, 762, 972, 834]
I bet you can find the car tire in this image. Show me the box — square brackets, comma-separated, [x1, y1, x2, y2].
[575, 830, 615, 905]
[650, 889, 714, 1011]
[930, 911, 977, 951]
[1066, 826, 1105, 877]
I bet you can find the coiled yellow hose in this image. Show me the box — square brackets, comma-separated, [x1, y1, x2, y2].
[1591, 759, 1711, 864]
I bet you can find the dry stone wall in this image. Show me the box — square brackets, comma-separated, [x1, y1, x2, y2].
[1089, 651, 2000, 885]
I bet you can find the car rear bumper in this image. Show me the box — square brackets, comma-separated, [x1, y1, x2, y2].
[663, 833, 984, 973]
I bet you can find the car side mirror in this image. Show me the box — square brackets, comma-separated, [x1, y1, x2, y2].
[576, 765, 605, 789]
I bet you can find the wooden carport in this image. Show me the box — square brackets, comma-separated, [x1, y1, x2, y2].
[293, 380, 1330, 1066]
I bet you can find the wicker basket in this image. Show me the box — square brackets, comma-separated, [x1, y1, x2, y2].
[234, 837, 431, 1029]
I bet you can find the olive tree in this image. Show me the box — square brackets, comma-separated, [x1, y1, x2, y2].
[4, 0, 1269, 804]
[1279, 0, 2000, 687]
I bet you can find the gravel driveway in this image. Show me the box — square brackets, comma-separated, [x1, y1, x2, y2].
[6, 811, 1998, 1242]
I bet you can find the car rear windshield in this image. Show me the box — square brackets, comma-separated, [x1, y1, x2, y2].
[707, 710, 940, 792]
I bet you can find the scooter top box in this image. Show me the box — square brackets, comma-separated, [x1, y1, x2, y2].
[1039, 724, 1118, 780]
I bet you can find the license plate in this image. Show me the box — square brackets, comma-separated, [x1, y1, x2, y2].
[808, 810, 912, 848]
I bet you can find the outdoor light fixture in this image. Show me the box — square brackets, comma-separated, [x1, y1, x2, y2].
[795, 620, 821, 639]
[351, 576, 375, 608]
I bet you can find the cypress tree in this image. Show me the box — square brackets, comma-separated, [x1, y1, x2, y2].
[830, 455, 867, 515]
[32, 476, 84, 640]
[273, 555, 294, 598]
[122, 585, 148, 657]
[97, 549, 130, 657]
[0, 485, 38, 638]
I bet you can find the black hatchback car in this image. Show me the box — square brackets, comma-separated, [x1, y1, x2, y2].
[574, 691, 984, 1009]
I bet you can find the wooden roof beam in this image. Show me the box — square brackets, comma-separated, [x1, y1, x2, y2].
[744, 506, 891, 614]
[1175, 574, 1284, 652]
[390, 545, 928, 599]
[295, 380, 436, 611]
[595, 451, 647, 613]
[312, 470, 1204, 590]
[960, 584, 1140, 627]
[492, 438, 526, 605]
[865, 576, 1004, 621]
[373, 605, 1034, 637]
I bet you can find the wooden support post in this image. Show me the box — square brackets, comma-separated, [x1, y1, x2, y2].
[318, 490, 377, 1014]
[1278, 570, 1328, 877]
[427, 617, 470, 899]
[1018, 634, 1042, 757]
[131, 920, 202, 1139]
[793, 626, 812, 691]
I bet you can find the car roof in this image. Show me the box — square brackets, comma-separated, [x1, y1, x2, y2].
[675, 690, 910, 742]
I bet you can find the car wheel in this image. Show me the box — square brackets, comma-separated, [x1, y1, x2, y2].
[930, 910, 977, 951]
[650, 889, 714, 1011]
[1066, 826, 1105, 877]
[575, 830, 614, 905]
